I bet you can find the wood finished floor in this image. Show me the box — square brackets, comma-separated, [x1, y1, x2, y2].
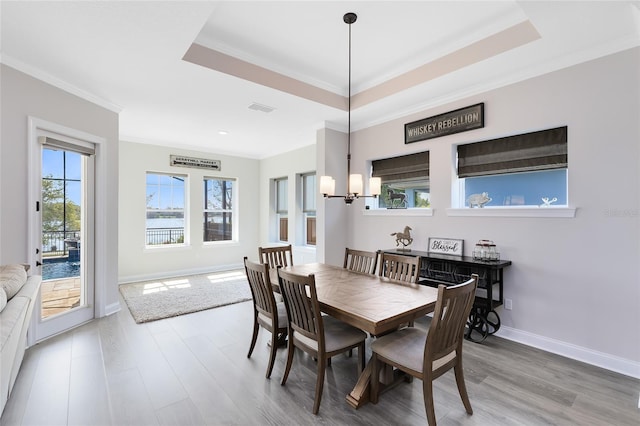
[2, 297, 639, 426]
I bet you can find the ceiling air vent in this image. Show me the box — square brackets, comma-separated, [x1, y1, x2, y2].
[248, 102, 276, 113]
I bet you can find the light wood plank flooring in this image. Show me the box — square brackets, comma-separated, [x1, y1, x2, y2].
[2, 297, 639, 425]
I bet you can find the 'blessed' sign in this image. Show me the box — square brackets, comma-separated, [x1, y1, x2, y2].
[428, 238, 464, 256]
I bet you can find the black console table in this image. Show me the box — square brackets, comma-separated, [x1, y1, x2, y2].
[383, 249, 512, 343]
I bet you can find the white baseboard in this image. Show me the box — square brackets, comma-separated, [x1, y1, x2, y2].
[496, 326, 640, 379]
[117, 262, 244, 285]
[103, 301, 121, 317]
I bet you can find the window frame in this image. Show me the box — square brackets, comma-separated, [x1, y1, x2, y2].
[457, 169, 568, 208]
[203, 176, 237, 243]
[371, 151, 431, 211]
[275, 177, 288, 242]
[145, 172, 187, 247]
[453, 127, 570, 211]
[301, 173, 316, 246]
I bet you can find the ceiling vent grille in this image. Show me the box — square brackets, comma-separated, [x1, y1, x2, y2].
[248, 102, 276, 113]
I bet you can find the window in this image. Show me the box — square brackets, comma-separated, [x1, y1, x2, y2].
[204, 177, 235, 242]
[42, 149, 82, 257]
[275, 178, 288, 242]
[456, 126, 567, 207]
[302, 173, 316, 245]
[146, 173, 186, 246]
[372, 151, 430, 209]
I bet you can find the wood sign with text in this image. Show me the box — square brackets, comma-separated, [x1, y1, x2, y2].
[405, 103, 484, 144]
[170, 155, 221, 171]
[428, 237, 464, 256]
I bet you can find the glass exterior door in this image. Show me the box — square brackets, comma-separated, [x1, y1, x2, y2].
[36, 145, 94, 340]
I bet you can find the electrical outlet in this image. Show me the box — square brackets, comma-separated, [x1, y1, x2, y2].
[505, 299, 513, 310]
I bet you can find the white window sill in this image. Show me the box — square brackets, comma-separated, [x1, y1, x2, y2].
[203, 240, 240, 247]
[362, 208, 434, 217]
[144, 244, 191, 252]
[446, 207, 576, 218]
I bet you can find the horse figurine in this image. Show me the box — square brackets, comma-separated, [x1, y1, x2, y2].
[391, 226, 413, 250]
[387, 189, 407, 208]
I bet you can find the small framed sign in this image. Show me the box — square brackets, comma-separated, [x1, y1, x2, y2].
[428, 237, 464, 256]
[170, 155, 221, 171]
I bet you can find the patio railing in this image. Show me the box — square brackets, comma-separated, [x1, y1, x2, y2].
[44, 229, 187, 252]
[42, 230, 80, 257]
[146, 228, 184, 245]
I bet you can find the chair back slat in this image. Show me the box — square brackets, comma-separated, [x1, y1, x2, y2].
[425, 275, 478, 364]
[243, 258, 276, 318]
[344, 248, 379, 275]
[379, 252, 421, 283]
[277, 269, 323, 346]
[259, 245, 293, 268]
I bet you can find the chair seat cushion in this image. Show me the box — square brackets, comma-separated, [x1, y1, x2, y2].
[371, 328, 456, 374]
[372, 328, 426, 373]
[322, 315, 366, 353]
[293, 315, 366, 352]
[257, 301, 288, 330]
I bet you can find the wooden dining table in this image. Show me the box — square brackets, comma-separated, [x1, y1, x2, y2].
[271, 262, 439, 408]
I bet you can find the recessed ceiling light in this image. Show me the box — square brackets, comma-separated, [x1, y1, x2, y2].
[218, 130, 228, 135]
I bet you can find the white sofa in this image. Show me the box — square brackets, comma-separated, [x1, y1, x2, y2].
[0, 264, 41, 416]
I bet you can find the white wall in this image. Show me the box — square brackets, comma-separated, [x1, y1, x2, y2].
[259, 143, 317, 264]
[345, 47, 640, 375]
[316, 127, 351, 265]
[0, 64, 120, 315]
[118, 141, 260, 282]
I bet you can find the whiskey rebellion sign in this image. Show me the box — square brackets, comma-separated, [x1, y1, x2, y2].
[405, 103, 484, 144]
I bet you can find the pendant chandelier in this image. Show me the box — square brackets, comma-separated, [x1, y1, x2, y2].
[319, 12, 381, 204]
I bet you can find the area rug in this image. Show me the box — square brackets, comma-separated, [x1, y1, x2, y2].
[119, 269, 252, 324]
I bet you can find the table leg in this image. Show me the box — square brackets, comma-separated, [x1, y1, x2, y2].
[266, 332, 288, 348]
[346, 358, 406, 409]
[346, 361, 372, 408]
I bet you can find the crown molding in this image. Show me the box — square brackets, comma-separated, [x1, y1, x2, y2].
[354, 35, 640, 132]
[0, 54, 122, 113]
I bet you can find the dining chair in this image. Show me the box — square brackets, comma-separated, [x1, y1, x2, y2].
[343, 248, 379, 275]
[277, 268, 366, 415]
[258, 244, 293, 268]
[370, 274, 479, 425]
[379, 252, 421, 283]
[243, 257, 288, 379]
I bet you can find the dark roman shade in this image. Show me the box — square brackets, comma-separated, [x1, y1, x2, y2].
[457, 126, 567, 178]
[372, 151, 429, 184]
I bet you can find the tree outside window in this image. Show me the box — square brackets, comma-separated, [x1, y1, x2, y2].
[42, 149, 81, 256]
